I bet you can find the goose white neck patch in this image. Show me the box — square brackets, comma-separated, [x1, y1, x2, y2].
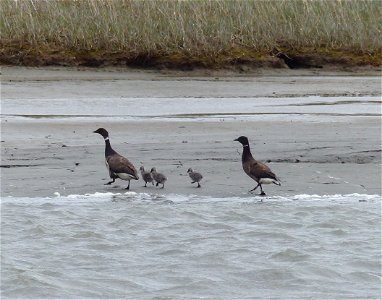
[104, 137, 109, 141]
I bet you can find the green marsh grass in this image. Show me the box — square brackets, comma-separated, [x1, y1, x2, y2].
[1, 0, 381, 67]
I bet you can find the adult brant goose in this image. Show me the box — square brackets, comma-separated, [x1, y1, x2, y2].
[234, 136, 280, 196]
[94, 128, 139, 190]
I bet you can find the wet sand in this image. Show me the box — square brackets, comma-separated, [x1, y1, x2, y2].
[1, 66, 381, 198]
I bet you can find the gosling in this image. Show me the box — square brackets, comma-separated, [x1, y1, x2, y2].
[187, 168, 203, 188]
[139, 166, 154, 187]
[150, 167, 167, 189]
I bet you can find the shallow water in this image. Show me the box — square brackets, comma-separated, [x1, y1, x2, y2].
[1, 193, 381, 299]
[2, 96, 380, 122]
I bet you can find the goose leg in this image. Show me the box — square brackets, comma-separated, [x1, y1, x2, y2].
[249, 183, 260, 193]
[105, 178, 115, 185]
[125, 181, 130, 190]
[197, 182, 201, 188]
[259, 184, 266, 196]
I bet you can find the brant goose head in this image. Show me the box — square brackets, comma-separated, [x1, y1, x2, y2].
[235, 136, 280, 197]
[234, 136, 249, 146]
[94, 128, 109, 139]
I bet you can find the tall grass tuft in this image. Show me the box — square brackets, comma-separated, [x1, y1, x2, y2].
[1, 0, 381, 67]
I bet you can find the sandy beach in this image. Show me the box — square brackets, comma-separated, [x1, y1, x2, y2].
[1, 66, 381, 198]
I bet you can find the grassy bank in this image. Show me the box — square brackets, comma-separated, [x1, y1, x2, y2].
[1, 0, 381, 69]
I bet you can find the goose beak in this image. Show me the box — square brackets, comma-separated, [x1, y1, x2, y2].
[234, 138, 238, 142]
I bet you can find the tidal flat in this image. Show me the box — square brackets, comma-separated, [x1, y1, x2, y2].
[1, 66, 381, 198]
[1, 67, 381, 299]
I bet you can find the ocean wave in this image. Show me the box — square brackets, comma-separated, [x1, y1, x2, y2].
[1, 192, 381, 205]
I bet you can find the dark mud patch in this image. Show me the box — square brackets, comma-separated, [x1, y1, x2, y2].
[0, 164, 42, 168]
[153, 158, 236, 162]
[163, 112, 382, 119]
[1, 44, 381, 71]
[274, 100, 381, 107]
[268, 150, 381, 164]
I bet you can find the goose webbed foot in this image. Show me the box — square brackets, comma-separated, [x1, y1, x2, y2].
[259, 185, 266, 196]
[125, 182, 131, 190]
[249, 183, 260, 193]
[105, 179, 115, 185]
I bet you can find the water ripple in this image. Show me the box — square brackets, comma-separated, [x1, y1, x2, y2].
[1, 192, 381, 299]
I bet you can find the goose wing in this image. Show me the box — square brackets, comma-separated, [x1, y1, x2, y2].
[107, 155, 139, 180]
[248, 160, 278, 181]
[193, 172, 203, 181]
[155, 173, 167, 182]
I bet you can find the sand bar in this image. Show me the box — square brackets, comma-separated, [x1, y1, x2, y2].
[1, 67, 381, 198]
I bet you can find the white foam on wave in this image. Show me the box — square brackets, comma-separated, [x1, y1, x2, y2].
[288, 193, 380, 202]
[1, 192, 381, 205]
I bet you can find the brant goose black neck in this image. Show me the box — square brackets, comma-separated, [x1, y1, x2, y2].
[242, 143, 253, 163]
[104, 138, 117, 157]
